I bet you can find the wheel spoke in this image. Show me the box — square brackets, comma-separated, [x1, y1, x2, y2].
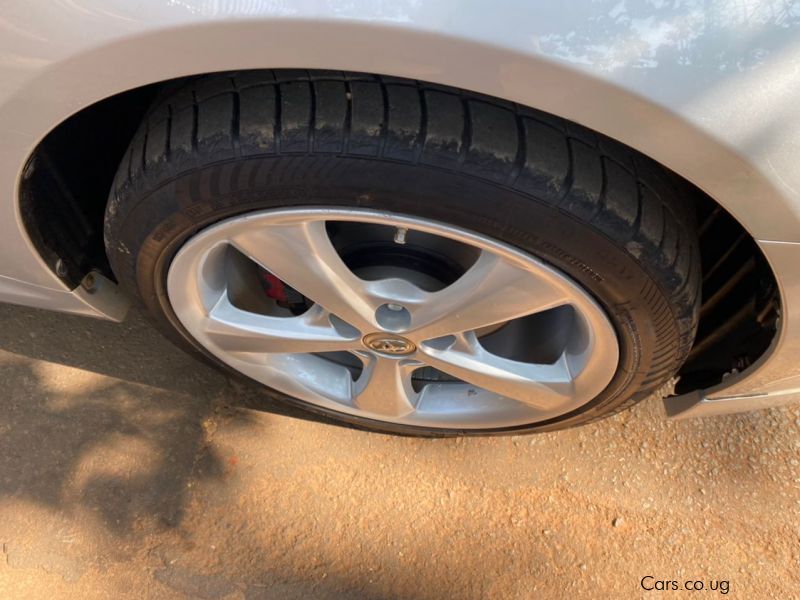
[205, 296, 360, 354]
[408, 251, 570, 341]
[352, 355, 418, 417]
[418, 333, 575, 409]
[229, 218, 377, 331]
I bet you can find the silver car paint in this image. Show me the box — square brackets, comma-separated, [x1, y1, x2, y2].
[1, 0, 800, 416]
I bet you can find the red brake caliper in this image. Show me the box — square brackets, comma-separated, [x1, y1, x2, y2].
[258, 270, 307, 313]
[259, 272, 288, 303]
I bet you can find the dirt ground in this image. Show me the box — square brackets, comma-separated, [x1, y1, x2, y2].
[0, 302, 797, 599]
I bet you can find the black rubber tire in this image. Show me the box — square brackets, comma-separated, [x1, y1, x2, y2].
[104, 70, 701, 436]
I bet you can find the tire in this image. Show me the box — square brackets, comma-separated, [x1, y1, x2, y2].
[104, 70, 701, 436]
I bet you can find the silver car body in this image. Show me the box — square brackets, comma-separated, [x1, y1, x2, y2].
[2, 0, 800, 418]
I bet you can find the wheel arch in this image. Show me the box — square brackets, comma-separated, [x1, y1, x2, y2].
[9, 18, 799, 239]
[10, 21, 782, 395]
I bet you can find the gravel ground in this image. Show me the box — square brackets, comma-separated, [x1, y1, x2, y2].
[0, 302, 798, 599]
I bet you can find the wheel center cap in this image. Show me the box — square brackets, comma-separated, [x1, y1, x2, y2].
[362, 332, 416, 355]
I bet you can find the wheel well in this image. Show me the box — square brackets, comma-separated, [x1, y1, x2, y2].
[19, 83, 160, 287]
[17, 71, 780, 394]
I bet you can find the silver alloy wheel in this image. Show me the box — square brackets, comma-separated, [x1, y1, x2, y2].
[167, 208, 619, 429]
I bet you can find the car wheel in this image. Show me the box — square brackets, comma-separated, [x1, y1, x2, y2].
[104, 70, 700, 436]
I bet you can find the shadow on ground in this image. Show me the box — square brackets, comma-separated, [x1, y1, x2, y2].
[0, 302, 342, 534]
[0, 305, 230, 536]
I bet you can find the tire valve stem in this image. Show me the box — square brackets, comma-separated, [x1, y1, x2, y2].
[394, 227, 408, 245]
